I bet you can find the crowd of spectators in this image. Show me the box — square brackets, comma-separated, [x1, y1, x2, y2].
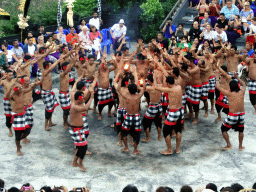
[1, 179, 256, 192]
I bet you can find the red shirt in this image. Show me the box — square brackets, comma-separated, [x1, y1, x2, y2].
[209, 5, 221, 17]
[66, 33, 77, 45]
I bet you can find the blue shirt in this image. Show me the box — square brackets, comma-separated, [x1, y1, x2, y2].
[165, 24, 177, 38]
[220, 5, 239, 19]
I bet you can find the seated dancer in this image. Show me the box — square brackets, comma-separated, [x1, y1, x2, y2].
[41, 59, 62, 131]
[22, 76, 42, 143]
[59, 57, 76, 129]
[142, 73, 163, 142]
[215, 72, 246, 151]
[215, 62, 232, 121]
[184, 55, 202, 124]
[97, 55, 116, 120]
[5, 78, 39, 156]
[0, 70, 15, 137]
[69, 90, 94, 172]
[243, 53, 256, 114]
[117, 73, 146, 155]
[155, 76, 184, 155]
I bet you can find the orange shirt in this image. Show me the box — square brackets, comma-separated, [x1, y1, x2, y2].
[66, 33, 77, 45]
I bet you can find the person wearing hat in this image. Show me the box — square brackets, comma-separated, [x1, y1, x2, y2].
[110, 19, 127, 51]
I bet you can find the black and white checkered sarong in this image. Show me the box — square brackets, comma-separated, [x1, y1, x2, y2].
[116, 107, 127, 125]
[11, 111, 29, 131]
[41, 89, 59, 112]
[69, 126, 88, 146]
[222, 112, 245, 131]
[165, 107, 184, 126]
[248, 79, 256, 95]
[24, 104, 33, 128]
[144, 103, 162, 119]
[97, 87, 114, 105]
[59, 91, 71, 110]
[122, 114, 142, 132]
[37, 69, 42, 81]
[200, 82, 209, 100]
[3, 97, 12, 117]
[187, 84, 203, 105]
[216, 92, 229, 108]
[82, 114, 89, 135]
[182, 93, 187, 106]
[208, 75, 216, 93]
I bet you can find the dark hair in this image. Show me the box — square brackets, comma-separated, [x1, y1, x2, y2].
[173, 67, 180, 77]
[220, 13, 225, 16]
[8, 187, 20, 192]
[230, 183, 244, 192]
[178, 23, 183, 27]
[180, 185, 193, 192]
[80, 18, 86, 24]
[123, 47, 129, 51]
[122, 185, 139, 192]
[158, 32, 164, 36]
[62, 61, 69, 69]
[156, 187, 167, 192]
[168, 18, 173, 22]
[59, 44, 67, 53]
[221, 65, 228, 72]
[154, 48, 161, 54]
[70, 26, 75, 29]
[74, 91, 83, 100]
[115, 51, 122, 56]
[43, 61, 52, 69]
[216, 24, 223, 29]
[88, 54, 95, 60]
[6, 69, 13, 73]
[0, 179, 4, 188]
[21, 183, 31, 188]
[165, 187, 175, 192]
[147, 74, 153, 83]
[221, 187, 234, 192]
[40, 186, 53, 192]
[121, 76, 129, 87]
[128, 83, 137, 94]
[182, 36, 188, 41]
[13, 39, 19, 44]
[47, 35, 52, 40]
[27, 37, 33, 41]
[137, 53, 146, 60]
[231, 45, 237, 51]
[90, 25, 98, 32]
[253, 183, 256, 189]
[28, 31, 33, 35]
[230, 80, 240, 92]
[77, 81, 85, 90]
[166, 76, 175, 85]
[206, 183, 218, 192]
[24, 55, 32, 61]
[39, 47, 46, 54]
[181, 63, 188, 71]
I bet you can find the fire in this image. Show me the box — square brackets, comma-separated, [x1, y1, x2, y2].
[139, 79, 143, 86]
[123, 63, 130, 71]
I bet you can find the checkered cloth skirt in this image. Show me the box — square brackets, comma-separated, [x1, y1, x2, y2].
[24, 104, 33, 128]
[11, 111, 29, 131]
[145, 103, 162, 119]
[187, 84, 203, 105]
[208, 75, 216, 93]
[200, 82, 209, 101]
[165, 107, 184, 126]
[3, 97, 12, 117]
[85, 79, 98, 93]
[69, 72, 75, 82]
[69, 126, 88, 146]
[97, 87, 114, 105]
[222, 112, 245, 131]
[116, 107, 127, 125]
[122, 114, 142, 132]
[216, 92, 229, 108]
[41, 89, 59, 112]
[59, 91, 71, 110]
[161, 93, 169, 107]
[248, 79, 256, 95]
[37, 69, 42, 81]
[182, 93, 187, 106]
[82, 114, 89, 135]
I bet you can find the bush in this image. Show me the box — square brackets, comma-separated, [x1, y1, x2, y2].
[70, 0, 97, 18]
[0, 16, 20, 36]
[140, 0, 164, 42]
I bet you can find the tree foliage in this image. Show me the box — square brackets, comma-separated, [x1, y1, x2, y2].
[72, 0, 97, 17]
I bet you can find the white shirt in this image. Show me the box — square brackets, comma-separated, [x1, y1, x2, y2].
[111, 24, 127, 38]
[28, 45, 36, 55]
[202, 30, 215, 41]
[250, 24, 256, 33]
[89, 18, 100, 30]
[213, 31, 228, 43]
[78, 31, 92, 46]
[7, 50, 13, 62]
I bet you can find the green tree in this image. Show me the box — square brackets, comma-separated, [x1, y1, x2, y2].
[72, 0, 97, 17]
[140, 0, 164, 42]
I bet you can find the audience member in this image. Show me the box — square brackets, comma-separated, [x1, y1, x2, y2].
[79, 26, 92, 53]
[23, 37, 37, 57]
[110, 19, 127, 50]
[240, 2, 254, 32]
[216, 13, 229, 30]
[89, 11, 103, 30]
[156, 32, 169, 50]
[24, 31, 37, 44]
[175, 24, 188, 41]
[11, 39, 24, 62]
[66, 26, 78, 46]
[200, 12, 212, 30]
[188, 21, 202, 42]
[200, 24, 215, 41]
[79, 18, 87, 32]
[197, 0, 209, 18]
[162, 18, 177, 39]
[220, 0, 239, 19]
[213, 25, 228, 45]
[57, 26, 67, 44]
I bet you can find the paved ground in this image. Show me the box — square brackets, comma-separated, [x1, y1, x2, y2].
[1, 43, 256, 192]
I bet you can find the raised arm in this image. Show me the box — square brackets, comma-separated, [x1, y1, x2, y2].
[45, 59, 62, 76]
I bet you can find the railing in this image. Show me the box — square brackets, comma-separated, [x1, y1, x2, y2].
[159, 0, 186, 29]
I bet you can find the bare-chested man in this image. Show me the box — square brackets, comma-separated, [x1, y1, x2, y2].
[243, 53, 256, 114]
[215, 62, 232, 121]
[69, 90, 94, 171]
[16, 55, 38, 78]
[225, 44, 244, 75]
[185, 56, 202, 124]
[155, 76, 184, 155]
[59, 57, 76, 129]
[215, 72, 246, 151]
[41, 59, 63, 131]
[0, 70, 15, 137]
[97, 55, 116, 120]
[117, 73, 146, 155]
[75, 54, 86, 78]
[141, 73, 163, 142]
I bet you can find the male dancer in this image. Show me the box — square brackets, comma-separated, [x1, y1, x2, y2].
[59, 57, 76, 129]
[69, 90, 94, 171]
[0, 70, 15, 137]
[117, 73, 146, 155]
[215, 72, 246, 151]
